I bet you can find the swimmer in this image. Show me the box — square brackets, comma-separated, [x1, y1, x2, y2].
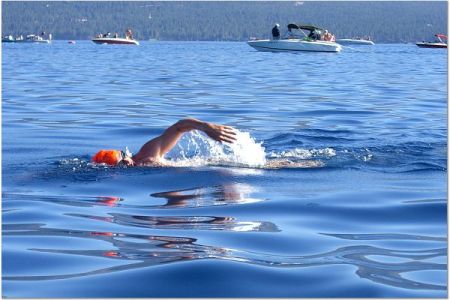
[92, 118, 236, 166]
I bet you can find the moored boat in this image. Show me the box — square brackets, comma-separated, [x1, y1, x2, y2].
[2, 34, 51, 43]
[248, 24, 342, 53]
[2, 35, 15, 43]
[336, 38, 374, 45]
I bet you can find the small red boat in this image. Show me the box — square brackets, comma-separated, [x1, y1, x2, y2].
[416, 34, 447, 48]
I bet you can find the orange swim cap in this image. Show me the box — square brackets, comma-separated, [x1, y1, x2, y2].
[92, 150, 123, 165]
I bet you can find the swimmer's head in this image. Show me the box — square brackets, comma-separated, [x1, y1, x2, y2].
[92, 150, 134, 166]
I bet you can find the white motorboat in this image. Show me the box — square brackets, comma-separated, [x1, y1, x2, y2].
[416, 34, 447, 49]
[3, 34, 51, 43]
[92, 37, 139, 45]
[336, 38, 374, 45]
[23, 34, 51, 43]
[248, 24, 342, 53]
[248, 38, 341, 52]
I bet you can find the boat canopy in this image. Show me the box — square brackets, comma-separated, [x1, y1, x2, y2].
[287, 24, 324, 32]
[435, 34, 448, 39]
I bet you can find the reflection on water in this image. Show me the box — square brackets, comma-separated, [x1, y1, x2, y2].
[3, 180, 447, 295]
[2, 193, 124, 208]
[151, 184, 264, 208]
[2, 183, 263, 209]
[4, 224, 446, 290]
[69, 212, 279, 232]
[322, 232, 446, 242]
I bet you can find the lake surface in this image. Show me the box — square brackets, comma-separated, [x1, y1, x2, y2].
[2, 41, 447, 298]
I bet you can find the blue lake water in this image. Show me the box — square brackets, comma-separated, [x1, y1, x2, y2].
[2, 41, 447, 297]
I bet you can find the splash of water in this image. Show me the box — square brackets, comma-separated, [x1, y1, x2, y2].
[166, 129, 267, 168]
[269, 147, 336, 159]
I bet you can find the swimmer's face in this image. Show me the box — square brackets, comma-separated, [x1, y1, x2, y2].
[121, 156, 135, 166]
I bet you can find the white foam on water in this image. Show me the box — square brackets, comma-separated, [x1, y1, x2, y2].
[268, 147, 336, 159]
[166, 129, 267, 168]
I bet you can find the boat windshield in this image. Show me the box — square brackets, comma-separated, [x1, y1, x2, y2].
[286, 24, 324, 40]
[435, 34, 448, 43]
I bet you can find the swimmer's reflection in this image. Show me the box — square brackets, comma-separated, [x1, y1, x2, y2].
[96, 196, 122, 207]
[3, 225, 446, 291]
[2, 183, 262, 210]
[66, 184, 276, 232]
[3, 226, 223, 280]
[70, 212, 279, 232]
[1, 193, 124, 208]
[150, 183, 263, 208]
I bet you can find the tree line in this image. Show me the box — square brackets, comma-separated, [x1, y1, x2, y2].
[2, 1, 447, 43]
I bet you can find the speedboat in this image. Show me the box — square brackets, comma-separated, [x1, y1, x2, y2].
[21, 34, 51, 43]
[92, 37, 139, 45]
[336, 38, 374, 45]
[416, 34, 447, 48]
[247, 24, 342, 53]
[248, 38, 342, 52]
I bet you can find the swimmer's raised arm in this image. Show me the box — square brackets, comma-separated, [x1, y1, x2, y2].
[131, 118, 236, 165]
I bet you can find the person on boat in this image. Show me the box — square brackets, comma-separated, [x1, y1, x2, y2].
[323, 30, 332, 41]
[272, 24, 280, 40]
[92, 118, 236, 167]
[126, 29, 133, 40]
[308, 29, 321, 41]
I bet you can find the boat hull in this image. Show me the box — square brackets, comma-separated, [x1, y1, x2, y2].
[336, 39, 374, 45]
[20, 40, 50, 44]
[92, 38, 139, 45]
[2, 39, 50, 43]
[247, 39, 342, 53]
[416, 42, 447, 48]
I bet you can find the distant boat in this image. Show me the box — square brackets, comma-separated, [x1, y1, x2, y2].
[68, 40, 76, 44]
[336, 38, 374, 45]
[92, 37, 139, 45]
[2, 34, 51, 43]
[2, 35, 15, 43]
[248, 24, 342, 53]
[92, 29, 139, 45]
[416, 34, 447, 48]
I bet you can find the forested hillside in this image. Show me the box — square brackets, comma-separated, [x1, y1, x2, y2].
[2, 1, 447, 42]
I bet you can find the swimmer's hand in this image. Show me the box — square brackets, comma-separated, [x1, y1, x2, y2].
[203, 122, 237, 144]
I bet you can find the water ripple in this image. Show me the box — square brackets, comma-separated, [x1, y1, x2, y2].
[3, 225, 446, 290]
